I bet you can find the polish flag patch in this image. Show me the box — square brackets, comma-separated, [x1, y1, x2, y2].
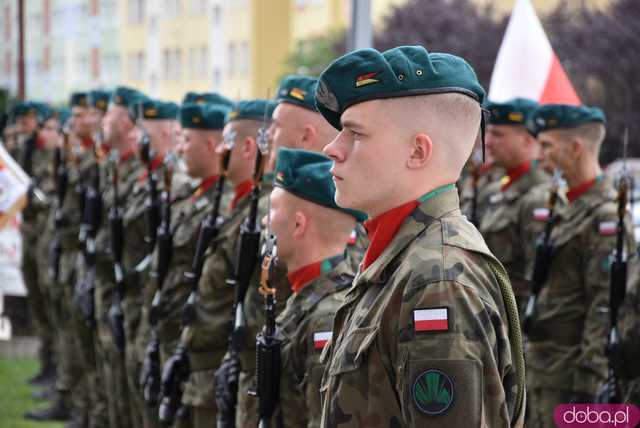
[533, 207, 550, 221]
[348, 229, 357, 246]
[314, 331, 332, 350]
[599, 221, 617, 236]
[414, 308, 449, 332]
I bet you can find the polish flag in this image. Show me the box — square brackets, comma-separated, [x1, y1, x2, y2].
[414, 308, 449, 332]
[488, 0, 580, 105]
[314, 331, 332, 350]
[533, 207, 550, 222]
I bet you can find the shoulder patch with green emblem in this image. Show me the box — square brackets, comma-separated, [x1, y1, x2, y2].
[412, 369, 454, 416]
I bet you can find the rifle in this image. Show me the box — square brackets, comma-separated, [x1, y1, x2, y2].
[48, 125, 70, 283]
[249, 200, 282, 428]
[217, 100, 271, 428]
[141, 154, 176, 407]
[522, 169, 562, 335]
[107, 150, 126, 355]
[182, 141, 232, 326]
[75, 138, 104, 328]
[137, 105, 161, 249]
[598, 127, 631, 404]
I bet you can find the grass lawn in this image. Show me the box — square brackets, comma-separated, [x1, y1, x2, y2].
[0, 358, 64, 428]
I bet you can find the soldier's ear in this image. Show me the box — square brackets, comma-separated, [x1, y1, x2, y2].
[407, 133, 433, 169]
[300, 124, 317, 149]
[292, 210, 307, 239]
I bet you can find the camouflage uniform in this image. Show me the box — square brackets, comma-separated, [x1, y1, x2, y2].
[19, 133, 56, 375]
[121, 159, 168, 428]
[618, 271, 640, 403]
[274, 254, 353, 428]
[319, 186, 525, 427]
[480, 162, 549, 316]
[94, 152, 144, 428]
[459, 162, 504, 226]
[179, 183, 262, 428]
[526, 176, 636, 427]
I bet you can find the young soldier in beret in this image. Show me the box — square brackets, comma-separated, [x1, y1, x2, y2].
[269, 74, 369, 274]
[145, 102, 230, 426]
[479, 98, 550, 317]
[92, 86, 147, 428]
[316, 46, 525, 427]
[121, 98, 181, 428]
[525, 105, 637, 427]
[168, 99, 275, 428]
[265, 148, 365, 428]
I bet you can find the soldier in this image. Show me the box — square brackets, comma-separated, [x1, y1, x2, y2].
[263, 148, 365, 427]
[12, 101, 57, 391]
[168, 99, 272, 428]
[122, 98, 179, 428]
[479, 98, 549, 316]
[145, 102, 229, 426]
[525, 104, 636, 427]
[315, 46, 525, 427]
[94, 86, 147, 428]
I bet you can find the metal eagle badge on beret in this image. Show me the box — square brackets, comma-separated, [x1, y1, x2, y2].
[412, 369, 455, 416]
[316, 80, 339, 113]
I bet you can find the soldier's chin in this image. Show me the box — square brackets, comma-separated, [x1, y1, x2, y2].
[334, 190, 357, 211]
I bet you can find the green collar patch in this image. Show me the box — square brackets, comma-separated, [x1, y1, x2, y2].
[412, 369, 454, 416]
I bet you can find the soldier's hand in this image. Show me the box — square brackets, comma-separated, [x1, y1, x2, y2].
[140, 339, 161, 406]
[214, 354, 240, 421]
[160, 345, 190, 394]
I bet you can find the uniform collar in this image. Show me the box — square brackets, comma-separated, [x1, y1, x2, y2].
[81, 137, 94, 150]
[501, 161, 531, 192]
[362, 184, 456, 270]
[287, 253, 345, 294]
[192, 175, 219, 200]
[119, 148, 137, 163]
[229, 179, 253, 211]
[566, 175, 601, 203]
[138, 154, 165, 182]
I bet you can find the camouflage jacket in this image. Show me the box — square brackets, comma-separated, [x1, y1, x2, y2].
[480, 163, 549, 310]
[275, 254, 353, 428]
[459, 162, 504, 227]
[151, 176, 224, 357]
[527, 176, 636, 396]
[20, 134, 55, 232]
[94, 154, 144, 322]
[618, 262, 640, 403]
[319, 186, 525, 428]
[180, 183, 269, 409]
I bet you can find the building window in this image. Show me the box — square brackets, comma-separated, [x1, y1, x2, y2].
[5, 51, 11, 74]
[174, 48, 181, 79]
[91, 47, 100, 78]
[163, 49, 170, 78]
[165, 0, 181, 18]
[199, 46, 208, 78]
[240, 41, 249, 75]
[213, 68, 221, 89]
[90, 0, 99, 16]
[212, 4, 221, 27]
[128, 0, 145, 24]
[227, 42, 235, 75]
[128, 51, 144, 80]
[4, 4, 11, 40]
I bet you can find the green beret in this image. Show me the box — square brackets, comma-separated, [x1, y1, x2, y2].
[316, 45, 485, 130]
[225, 99, 276, 124]
[180, 103, 229, 130]
[276, 75, 319, 111]
[527, 104, 606, 136]
[274, 148, 367, 222]
[69, 92, 89, 108]
[54, 108, 71, 127]
[12, 101, 38, 118]
[33, 102, 54, 123]
[88, 90, 111, 111]
[130, 98, 179, 121]
[485, 98, 538, 126]
[182, 92, 234, 108]
[110, 86, 146, 108]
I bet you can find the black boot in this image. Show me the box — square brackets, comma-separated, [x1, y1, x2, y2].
[28, 358, 56, 386]
[24, 396, 71, 421]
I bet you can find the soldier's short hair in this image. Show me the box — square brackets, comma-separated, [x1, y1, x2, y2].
[554, 122, 606, 153]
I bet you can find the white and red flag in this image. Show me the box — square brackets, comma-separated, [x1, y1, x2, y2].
[314, 331, 332, 350]
[413, 308, 449, 332]
[488, 0, 580, 105]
